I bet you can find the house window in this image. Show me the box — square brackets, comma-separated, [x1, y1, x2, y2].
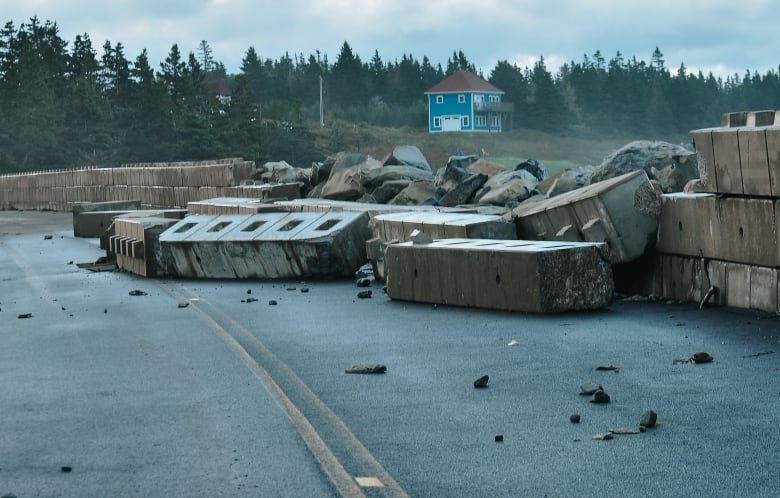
[491, 115, 500, 127]
[458, 94, 465, 103]
[476, 115, 487, 127]
[462, 116, 469, 128]
[433, 116, 441, 128]
[489, 94, 500, 103]
[436, 95, 443, 104]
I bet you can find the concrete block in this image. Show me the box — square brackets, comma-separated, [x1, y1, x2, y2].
[765, 125, 780, 197]
[372, 212, 516, 243]
[725, 263, 751, 310]
[750, 266, 778, 312]
[513, 170, 659, 264]
[159, 212, 370, 279]
[656, 193, 717, 257]
[712, 128, 743, 194]
[73, 210, 137, 237]
[737, 127, 771, 196]
[385, 239, 613, 313]
[112, 216, 180, 277]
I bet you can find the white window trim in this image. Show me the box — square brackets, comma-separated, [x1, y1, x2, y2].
[461, 116, 469, 128]
[436, 95, 444, 104]
[433, 116, 441, 128]
[491, 115, 499, 127]
[458, 94, 465, 103]
[476, 115, 487, 127]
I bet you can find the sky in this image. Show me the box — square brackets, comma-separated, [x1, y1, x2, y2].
[1, 0, 779, 79]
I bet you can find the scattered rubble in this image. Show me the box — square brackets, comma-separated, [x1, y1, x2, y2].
[473, 375, 490, 388]
[590, 391, 611, 404]
[268, 300, 278, 306]
[640, 410, 658, 428]
[177, 301, 190, 308]
[494, 435, 504, 442]
[592, 432, 613, 441]
[609, 427, 641, 435]
[345, 364, 387, 374]
[356, 278, 371, 287]
[570, 414, 581, 423]
[357, 290, 372, 299]
[579, 382, 603, 395]
[596, 364, 620, 372]
[128, 290, 147, 296]
[17, 313, 32, 319]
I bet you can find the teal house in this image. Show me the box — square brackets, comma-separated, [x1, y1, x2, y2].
[424, 70, 513, 133]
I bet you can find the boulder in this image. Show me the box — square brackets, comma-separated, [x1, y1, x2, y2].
[360, 165, 433, 191]
[446, 154, 480, 171]
[433, 163, 469, 191]
[468, 159, 507, 177]
[590, 140, 698, 192]
[321, 153, 381, 201]
[370, 180, 412, 203]
[382, 145, 432, 172]
[388, 181, 438, 206]
[475, 169, 539, 206]
[438, 174, 488, 207]
[259, 161, 310, 184]
[514, 159, 547, 182]
[536, 165, 596, 198]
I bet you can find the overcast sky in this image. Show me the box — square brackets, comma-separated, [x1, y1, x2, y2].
[2, 0, 778, 79]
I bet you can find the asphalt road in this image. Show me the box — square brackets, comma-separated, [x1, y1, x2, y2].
[1, 211, 779, 497]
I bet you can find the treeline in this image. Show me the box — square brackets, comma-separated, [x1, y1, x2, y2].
[1, 17, 779, 172]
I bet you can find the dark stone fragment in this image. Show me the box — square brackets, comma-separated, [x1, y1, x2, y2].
[692, 352, 713, 363]
[300, 288, 310, 293]
[178, 301, 190, 308]
[356, 278, 371, 287]
[345, 364, 387, 374]
[17, 313, 32, 319]
[357, 290, 372, 299]
[494, 435, 504, 442]
[570, 414, 581, 423]
[247, 289, 252, 294]
[268, 300, 278, 306]
[286, 287, 296, 291]
[473, 375, 489, 388]
[44, 235, 53, 240]
[128, 290, 147, 296]
[245, 298, 258, 303]
[640, 409, 658, 428]
[591, 390, 611, 404]
[60, 466, 72, 473]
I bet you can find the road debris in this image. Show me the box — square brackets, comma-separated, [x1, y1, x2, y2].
[609, 427, 641, 435]
[640, 410, 658, 428]
[742, 350, 775, 358]
[494, 435, 504, 442]
[128, 290, 147, 296]
[591, 390, 611, 404]
[579, 382, 603, 395]
[674, 352, 713, 364]
[268, 300, 278, 306]
[570, 414, 581, 423]
[357, 290, 372, 299]
[345, 364, 387, 374]
[356, 277, 371, 287]
[592, 432, 613, 441]
[596, 364, 620, 372]
[473, 375, 489, 388]
[177, 301, 190, 308]
[44, 235, 53, 240]
[507, 340, 520, 347]
[17, 313, 32, 319]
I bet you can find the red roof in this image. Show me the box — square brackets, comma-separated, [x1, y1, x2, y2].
[425, 69, 503, 94]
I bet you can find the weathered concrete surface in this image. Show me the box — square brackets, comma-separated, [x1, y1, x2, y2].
[372, 212, 516, 242]
[657, 193, 779, 267]
[158, 212, 370, 279]
[71, 199, 141, 215]
[73, 210, 137, 238]
[385, 239, 613, 313]
[187, 197, 287, 215]
[320, 153, 381, 201]
[512, 170, 660, 264]
[111, 216, 180, 277]
[649, 254, 779, 313]
[381, 145, 432, 171]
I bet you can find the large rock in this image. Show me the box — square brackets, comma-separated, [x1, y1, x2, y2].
[468, 159, 507, 177]
[536, 165, 596, 198]
[446, 154, 480, 171]
[475, 169, 539, 205]
[590, 141, 697, 192]
[388, 181, 438, 206]
[370, 180, 412, 204]
[382, 145, 432, 172]
[360, 165, 433, 191]
[438, 174, 488, 207]
[514, 159, 547, 182]
[259, 161, 309, 184]
[321, 153, 381, 201]
[433, 163, 469, 191]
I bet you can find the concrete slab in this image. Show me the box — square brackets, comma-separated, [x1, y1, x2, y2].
[513, 170, 659, 264]
[738, 127, 771, 196]
[385, 239, 613, 313]
[158, 212, 370, 279]
[372, 212, 516, 242]
[111, 216, 180, 277]
[711, 128, 743, 195]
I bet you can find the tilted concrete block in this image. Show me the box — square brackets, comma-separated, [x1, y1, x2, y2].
[513, 170, 660, 264]
[111, 216, 180, 277]
[372, 212, 516, 243]
[385, 239, 613, 313]
[158, 212, 370, 279]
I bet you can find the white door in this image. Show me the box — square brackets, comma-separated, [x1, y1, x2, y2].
[442, 115, 461, 131]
